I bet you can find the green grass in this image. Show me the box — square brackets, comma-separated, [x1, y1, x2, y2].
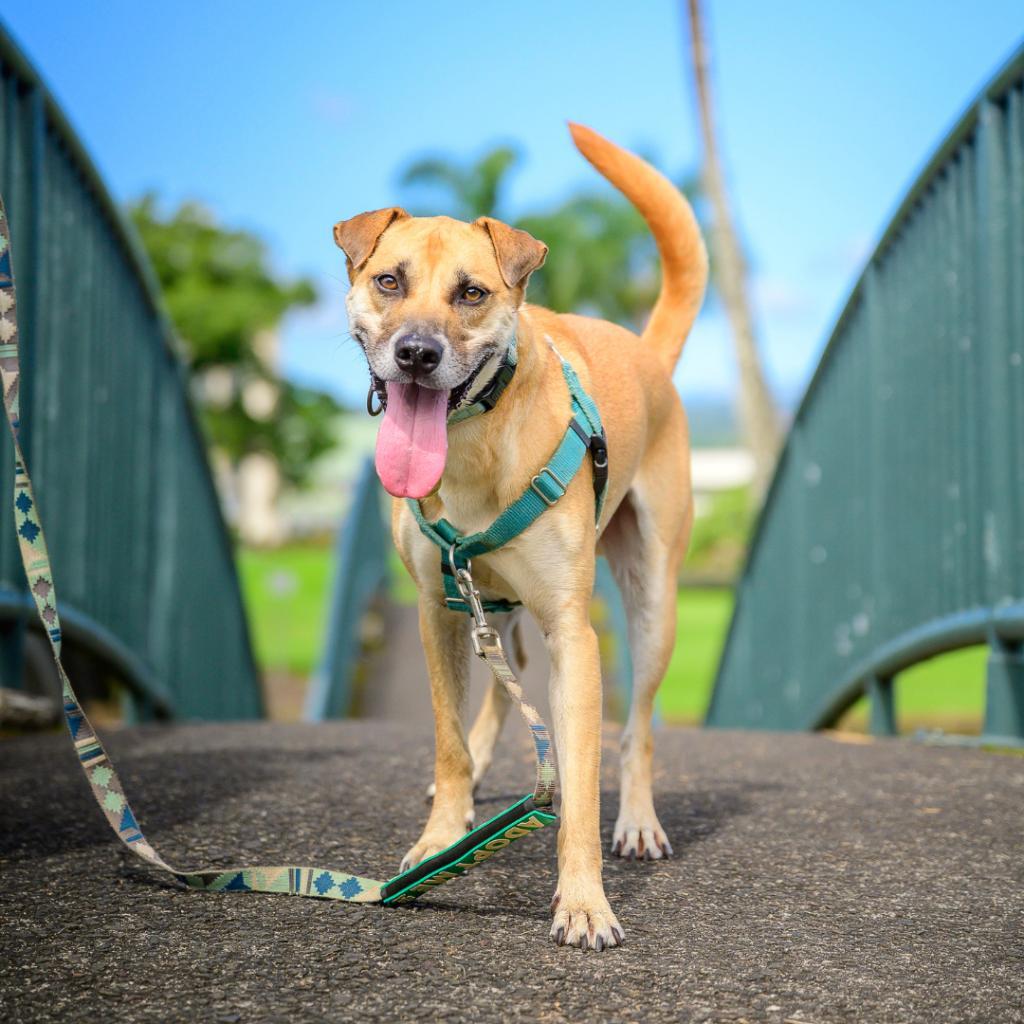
[658, 590, 987, 732]
[238, 545, 988, 734]
[237, 544, 334, 676]
[837, 647, 986, 734]
[659, 588, 734, 722]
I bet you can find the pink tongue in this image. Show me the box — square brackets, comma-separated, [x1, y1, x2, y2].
[375, 382, 450, 498]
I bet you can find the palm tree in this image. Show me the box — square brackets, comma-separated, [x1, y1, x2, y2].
[400, 145, 522, 221]
[684, 0, 782, 502]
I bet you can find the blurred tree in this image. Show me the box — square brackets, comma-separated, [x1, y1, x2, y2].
[520, 177, 702, 331]
[130, 196, 336, 485]
[685, 0, 781, 502]
[400, 145, 522, 221]
[130, 197, 340, 541]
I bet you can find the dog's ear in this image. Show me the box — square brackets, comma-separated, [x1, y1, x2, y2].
[474, 217, 548, 290]
[333, 207, 410, 279]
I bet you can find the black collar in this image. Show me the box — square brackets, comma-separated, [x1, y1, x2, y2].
[366, 337, 518, 423]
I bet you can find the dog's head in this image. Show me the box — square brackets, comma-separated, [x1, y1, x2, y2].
[335, 209, 547, 498]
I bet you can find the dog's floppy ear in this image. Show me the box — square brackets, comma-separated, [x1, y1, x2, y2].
[333, 207, 410, 279]
[474, 217, 548, 289]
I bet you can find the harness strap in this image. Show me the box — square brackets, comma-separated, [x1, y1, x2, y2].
[0, 194, 556, 907]
[411, 345, 609, 615]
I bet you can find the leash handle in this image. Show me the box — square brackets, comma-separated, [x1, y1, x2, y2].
[380, 795, 556, 904]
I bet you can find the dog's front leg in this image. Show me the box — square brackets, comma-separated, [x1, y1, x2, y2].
[400, 598, 474, 871]
[544, 603, 624, 950]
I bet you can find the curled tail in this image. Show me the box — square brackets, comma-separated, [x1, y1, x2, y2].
[568, 122, 708, 368]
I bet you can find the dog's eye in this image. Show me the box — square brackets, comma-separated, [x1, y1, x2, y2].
[376, 274, 399, 292]
[461, 286, 487, 305]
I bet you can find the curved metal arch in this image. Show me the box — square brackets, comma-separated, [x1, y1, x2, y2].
[0, 23, 262, 719]
[707, 43, 1024, 740]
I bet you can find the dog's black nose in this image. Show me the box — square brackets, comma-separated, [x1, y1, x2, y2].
[394, 334, 443, 378]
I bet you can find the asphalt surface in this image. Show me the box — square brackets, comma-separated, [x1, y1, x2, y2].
[2, 721, 1022, 1023]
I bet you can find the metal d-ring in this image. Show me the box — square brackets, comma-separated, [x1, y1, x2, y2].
[447, 543, 471, 581]
[367, 384, 384, 417]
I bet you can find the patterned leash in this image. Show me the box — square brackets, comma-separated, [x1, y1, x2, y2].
[0, 194, 556, 906]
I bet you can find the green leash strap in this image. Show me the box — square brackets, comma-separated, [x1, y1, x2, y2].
[380, 795, 556, 905]
[0, 195, 556, 906]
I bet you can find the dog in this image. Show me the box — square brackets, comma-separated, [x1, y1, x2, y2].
[334, 123, 707, 950]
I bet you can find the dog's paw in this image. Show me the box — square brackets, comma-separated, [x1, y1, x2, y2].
[549, 890, 624, 951]
[611, 813, 673, 860]
[399, 815, 474, 873]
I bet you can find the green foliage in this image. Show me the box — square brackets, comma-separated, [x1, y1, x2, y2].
[519, 194, 658, 329]
[132, 195, 316, 370]
[204, 387, 342, 489]
[685, 486, 755, 579]
[130, 196, 339, 487]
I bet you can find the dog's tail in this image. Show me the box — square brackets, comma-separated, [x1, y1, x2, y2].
[568, 122, 708, 368]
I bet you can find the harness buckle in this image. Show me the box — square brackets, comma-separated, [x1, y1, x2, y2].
[530, 467, 567, 507]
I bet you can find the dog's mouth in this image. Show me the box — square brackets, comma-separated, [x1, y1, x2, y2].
[370, 352, 497, 500]
[368, 352, 495, 416]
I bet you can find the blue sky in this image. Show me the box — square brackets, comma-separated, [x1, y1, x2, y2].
[3, 2, 1022, 409]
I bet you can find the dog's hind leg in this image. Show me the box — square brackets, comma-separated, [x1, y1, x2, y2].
[601, 455, 693, 860]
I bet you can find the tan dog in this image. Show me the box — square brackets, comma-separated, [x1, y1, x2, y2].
[334, 124, 707, 950]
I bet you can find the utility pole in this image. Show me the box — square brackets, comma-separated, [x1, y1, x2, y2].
[685, 0, 782, 502]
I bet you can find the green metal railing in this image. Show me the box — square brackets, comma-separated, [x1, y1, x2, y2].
[306, 457, 390, 720]
[708, 44, 1024, 742]
[0, 25, 262, 719]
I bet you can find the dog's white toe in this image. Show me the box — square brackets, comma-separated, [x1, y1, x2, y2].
[611, 815, 673, 860]
[549, 892, 624, 951]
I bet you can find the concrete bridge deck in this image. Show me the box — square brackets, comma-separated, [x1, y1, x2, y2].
[2, 720, 1022, 1023]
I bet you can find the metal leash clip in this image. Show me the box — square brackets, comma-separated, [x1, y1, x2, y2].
[448, 545, 504, 659]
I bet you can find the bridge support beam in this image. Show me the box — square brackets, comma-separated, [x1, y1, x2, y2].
[867, 675, 897, 737]
[0, 618, 26, 691]
[983, 644, 1024, 745]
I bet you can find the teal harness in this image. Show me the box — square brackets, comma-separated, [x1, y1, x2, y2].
[410, 344, 609, 615]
